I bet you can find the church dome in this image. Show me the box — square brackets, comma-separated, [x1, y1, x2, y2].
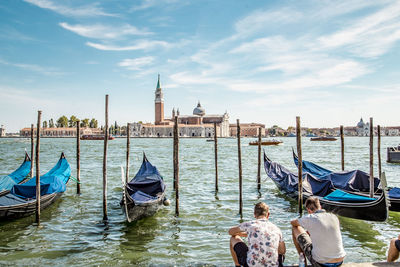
[357, 118, 364, 128]
[193, 101, 205, 116]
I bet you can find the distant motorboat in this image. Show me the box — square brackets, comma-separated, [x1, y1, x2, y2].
[310, 136, 337, 141]
[81, 134, 115, 140]
[387, 144, 400, 163]
[249, 139, 283, 146]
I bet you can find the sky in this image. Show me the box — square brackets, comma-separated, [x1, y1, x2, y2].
[0, 0, 400, 132]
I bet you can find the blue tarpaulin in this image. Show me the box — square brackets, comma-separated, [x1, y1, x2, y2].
[0, 154, 31, 192]
[264, 154, 334, 197]
[127, 154, 165, 204]
[293, 152, 380, 192]
[389, 188, 400, 199]
[11, 155, 70, 199]
[323, 189, 376, 202]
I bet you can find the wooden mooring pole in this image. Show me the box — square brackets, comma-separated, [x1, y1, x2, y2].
[237, 119, 243, 218]
[369, 117, 374, 198]
[173, 116, 179, 216]
[30, 123, 34, 178]
[126, 123, 130, 183]
[214, 122, 218, 193]
[257, 127, 262, 191]
[296, 116, 303, 216]
[35, 111, 42, 225]
[378, 125, 381, 179]
[340, 125, 344, 171]
[103, 94, 109, 221]
[76, 120, 81, 194]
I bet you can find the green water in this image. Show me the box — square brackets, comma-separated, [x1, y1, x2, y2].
[0, 137, 399, 266]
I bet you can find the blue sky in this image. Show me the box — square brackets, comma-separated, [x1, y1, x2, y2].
[1, 0, 400, 132]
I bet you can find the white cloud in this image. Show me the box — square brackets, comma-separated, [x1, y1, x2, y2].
[131, 0, 181, 11]
[317, 1, 400, 57]
[234, 8, 303, 37]
[0, 59, 66, 76]
[118, 57, 155, 70]
[59, 23, 152, 39]
[86, 40, 170, 51]
[24, 0, 116, 17]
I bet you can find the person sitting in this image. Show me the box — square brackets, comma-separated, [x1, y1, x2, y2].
[229, 202, 286, 267]
[387, 234, 400, 262]
[291, 197, 346, 267]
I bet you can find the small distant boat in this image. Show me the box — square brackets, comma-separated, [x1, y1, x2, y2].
[81, 134, 115, 140]
[0, 152, 31, 196]
[206, 139, 214, 142]
[310, 136, 337, 141]
[249, 139, 283, 146]
[387, 144, 400, 163]
[121, 154, 167, 222]
[0, 153, 71, 220]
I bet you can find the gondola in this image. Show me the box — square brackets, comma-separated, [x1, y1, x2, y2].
[292, 151, 400, 212]
[121, 154, 167, 223]
[0, 152, 31, 197]
[0, 153, 71, 220]
[310, 136, 337, 141]
[264, 153, 389, 221]
[292, 151, 400, 211]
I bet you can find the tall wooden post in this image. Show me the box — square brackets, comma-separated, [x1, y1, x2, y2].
[214, 122, 218, 193]
[35, 111, 42, 225]
[173, 116, 179, 216]
[76, 120, 81, 194]
[103, 94, 109, 221]
[126, 123, 130, 183]
[340, 125, 344, 171]
[296, 116, 303, 216]
[257, 127, 262, 191]
[237, 119, 243, 218]
[30, 123, 34, 178]
[369, 117, 374, 198]
[377, 125, 382, 179]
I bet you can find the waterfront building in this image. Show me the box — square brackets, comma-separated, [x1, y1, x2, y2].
[356, 118, 370, 136]
[229, 123, 266, 137]
[20, 127, 102, 137]
[0, 125, 5, 137]
[129, 75, 230, 137]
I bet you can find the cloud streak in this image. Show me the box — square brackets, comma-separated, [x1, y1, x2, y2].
[59, 23, 152, 39]
[0, 59, 66, 76]
[24, 0, 116, 17]
[118, 57, 155, 70]
[86, 40, 170, 51]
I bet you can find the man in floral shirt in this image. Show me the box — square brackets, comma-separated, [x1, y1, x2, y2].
[229, 202, 286, 267]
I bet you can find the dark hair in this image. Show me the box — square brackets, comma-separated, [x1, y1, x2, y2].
[254, 202, 269, 217]
[305, 197, 321, 212]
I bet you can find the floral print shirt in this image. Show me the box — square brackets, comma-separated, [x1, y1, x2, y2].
[239, 219, 283, 267]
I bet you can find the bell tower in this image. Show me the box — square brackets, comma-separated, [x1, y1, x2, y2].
[155, 74, 164, 125]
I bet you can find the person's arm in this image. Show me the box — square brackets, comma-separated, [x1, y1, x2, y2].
[229, 226, 247, 237]
[291, 219, 300, 227]
[278, 240, 286, 255]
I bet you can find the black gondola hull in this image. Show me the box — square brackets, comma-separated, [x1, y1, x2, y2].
[0, 193, 62, 220]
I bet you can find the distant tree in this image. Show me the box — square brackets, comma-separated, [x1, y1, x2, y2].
[69, 115, 79, 127]
[81, 118, 90, 127]
[56, 116, 68, 128]
[43, 121, 48, 128]
[89, 118, 98, 128]
[49, 119, 55, 128]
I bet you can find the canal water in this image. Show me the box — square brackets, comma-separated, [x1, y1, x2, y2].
[0, 137, 399, 266]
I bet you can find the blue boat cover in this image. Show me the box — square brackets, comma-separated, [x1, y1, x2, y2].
[10, 154, 70, 199]
[389, 188, 400, 199]
[0, 154, 31, 192]
[127, 154, 165, 204]
[293, 152, 380, 192]
[323, 189, 376, 202]
[264, 154, 334, 197]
